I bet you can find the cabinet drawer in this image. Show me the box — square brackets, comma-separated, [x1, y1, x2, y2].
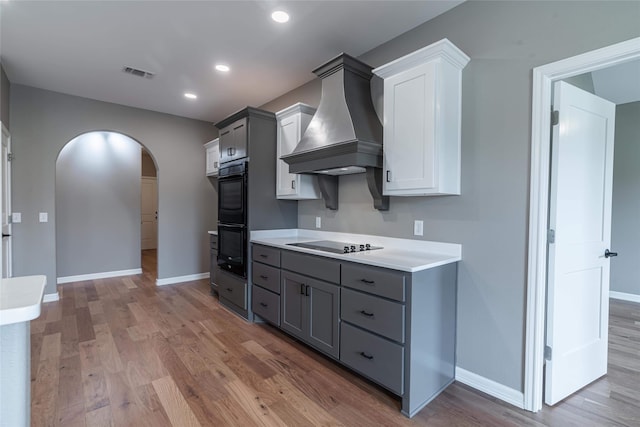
[210, 234, 218, 250]
[218, 271, 247, 310]
[282, 250, 340, 284]
[252, 286, 280, 326]
[252, 262, 281, 294]
[341, 288, 405, 343]
[342, 263, 405, 302]
[252, 245, 281, 268]
[340, 323, 404, 395]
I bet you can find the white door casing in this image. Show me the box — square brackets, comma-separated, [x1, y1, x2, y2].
[141, 177, 157, 250]
[545, 82, 616, 405]
[1, 123, 11, 278]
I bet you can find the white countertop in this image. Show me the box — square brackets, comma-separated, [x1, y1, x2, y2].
[250, 229, 461, 272]
[208, 230, 218, 235]
[0, 275, 47, 326]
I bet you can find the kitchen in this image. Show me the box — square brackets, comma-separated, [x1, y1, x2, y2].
[1, 1, 639, 426]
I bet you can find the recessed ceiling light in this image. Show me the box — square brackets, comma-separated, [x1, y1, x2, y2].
[215, 64, 230, 72]
[184, 93, 197, 99]
[271, 10, 290, 23]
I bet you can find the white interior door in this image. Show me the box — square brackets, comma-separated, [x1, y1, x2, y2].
[141, 177, 157, 250]
[1, 124, 12, 278]
[545, 81, 616, 405]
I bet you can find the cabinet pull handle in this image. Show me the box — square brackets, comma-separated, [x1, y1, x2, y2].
[360, 310, 374, 317]
[360, 279, 375, 285]
[260, 302, 268, 308]
[359, 352, 374, 360]
[226, 287, 233, 292]
[300, 283, 305, 295]
[305, 285, 310, 297]
[214, 161, 218, 168]
[291, 180, 295, 189]
[386, 170, 391, 182]
[260, 275, 268, 279]
[259, 254, 268, 258]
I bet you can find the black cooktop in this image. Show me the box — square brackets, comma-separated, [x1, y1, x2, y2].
[287, 240, 383, 254]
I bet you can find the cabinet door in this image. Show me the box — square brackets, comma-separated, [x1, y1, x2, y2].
[205, 140, 219, 176]
[307, 277, 340, 359]
[219, 118, 247, 163]
[280, 271, 306, 340]
[276, 114, 300, 197]
[383, 62, 437, 194]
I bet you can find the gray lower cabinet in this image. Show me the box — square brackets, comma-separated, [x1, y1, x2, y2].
[251, 244, 282, 326]
[281, 270, 340, 359]
[209, 234, 218, 295]
[249, 243, 457, 418]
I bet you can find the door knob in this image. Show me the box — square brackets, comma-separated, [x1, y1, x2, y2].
[604, 249, 618, 258]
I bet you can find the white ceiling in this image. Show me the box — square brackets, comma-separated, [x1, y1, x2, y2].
[0, 0, 464, 123]
[591, 59, 640, 105]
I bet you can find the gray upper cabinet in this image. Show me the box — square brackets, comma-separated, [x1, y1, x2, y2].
[218, 117, 247, 163]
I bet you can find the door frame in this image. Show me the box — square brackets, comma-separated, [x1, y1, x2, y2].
[524, 36, 640, 412]
[0, 122, 11, 278]
[140, 175, 158, 250]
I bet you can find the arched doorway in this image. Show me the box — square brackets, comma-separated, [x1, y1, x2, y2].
[55, 131, 159, 283]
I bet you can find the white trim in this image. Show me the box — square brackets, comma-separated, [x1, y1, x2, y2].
[57, 268, 142, 284]
[43, 292, 60, 303]
[525, 37, 640, 412]
[155, 272, 209, 287]
[610, 291, 640, 303]
[455, 367, 525, 409]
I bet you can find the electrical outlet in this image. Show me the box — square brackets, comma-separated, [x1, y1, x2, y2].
[39, 212, 48, 223]
[414, 220, 424, 236]
[315, 216, 321, 229]
[11, 213, 21, 223]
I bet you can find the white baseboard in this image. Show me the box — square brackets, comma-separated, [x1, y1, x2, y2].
[610, 291, 640, 303]
[43, 292, 60, 303]
[156, 272, 210, 287]
[455, 366, 525, 409]
[57, 268, 142, 284]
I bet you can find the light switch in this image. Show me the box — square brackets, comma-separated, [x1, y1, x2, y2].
[315, 216, 321, 229]
[11, 213, 21, 223]
[39, 212, 48, 223]
[414, 220, 424, 236]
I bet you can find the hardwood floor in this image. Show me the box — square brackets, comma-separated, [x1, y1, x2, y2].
[30, 251, 640, 426]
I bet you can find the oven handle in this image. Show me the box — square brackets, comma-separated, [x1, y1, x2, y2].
[218, 224, 245, 229]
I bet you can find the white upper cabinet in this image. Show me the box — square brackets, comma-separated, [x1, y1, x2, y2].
[204, 138, 220, 176]
[373, 39, 469, 196]
[276, 103, 320, 200]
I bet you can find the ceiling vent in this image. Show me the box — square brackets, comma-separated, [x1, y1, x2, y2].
[122, 66, 155, 79]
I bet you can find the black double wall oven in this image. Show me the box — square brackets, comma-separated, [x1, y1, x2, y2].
[217, 160, 248, 277]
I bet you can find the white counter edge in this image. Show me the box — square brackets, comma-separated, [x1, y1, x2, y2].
[0, 275, 47, 326]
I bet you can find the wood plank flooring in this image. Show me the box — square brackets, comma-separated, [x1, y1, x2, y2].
[30, 249, 640, 426]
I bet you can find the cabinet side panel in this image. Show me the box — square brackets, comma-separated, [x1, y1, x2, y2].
[247, 117, 298, 230]
[404, 263, 457, 415]
[438, 60, 462, 194]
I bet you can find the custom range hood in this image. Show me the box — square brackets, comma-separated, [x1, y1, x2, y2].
[281, 53, 389, 211]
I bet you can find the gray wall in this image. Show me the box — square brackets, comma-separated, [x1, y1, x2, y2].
[0, 65, 9, 129]
[10, 85, 218, 294]
[56, 132, 142, 277]
[142, 149, 157, 177]
[259, 1, 640, 392]
[611, 101, 640, 297]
